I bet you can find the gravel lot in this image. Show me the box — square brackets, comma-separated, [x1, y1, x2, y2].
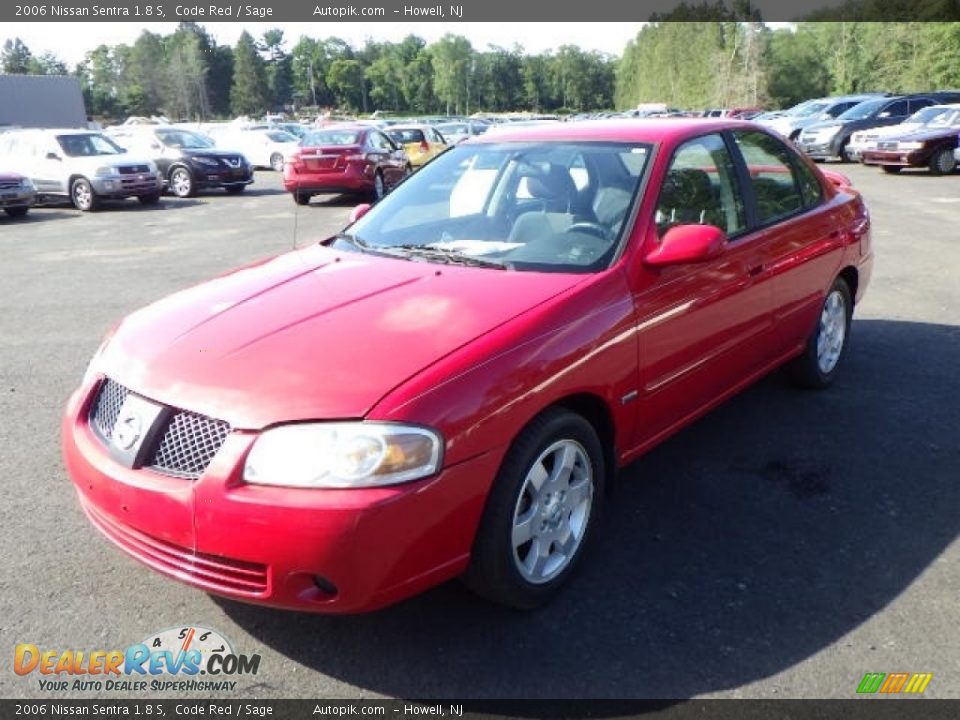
[1, 166, 958, 700]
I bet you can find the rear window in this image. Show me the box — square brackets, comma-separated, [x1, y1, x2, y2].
[388, 129, 426, 144]
[302, 130, 360, 146]
[266, 131, 297, 143]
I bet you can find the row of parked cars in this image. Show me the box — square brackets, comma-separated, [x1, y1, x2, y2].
[755, 91, 960, 174]
[0, 119, 464, 216]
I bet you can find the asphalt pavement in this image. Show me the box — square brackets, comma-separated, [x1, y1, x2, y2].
[1, 166, 957, 700]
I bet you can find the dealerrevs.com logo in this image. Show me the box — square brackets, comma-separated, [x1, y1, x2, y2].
[15, 626, 261, 693]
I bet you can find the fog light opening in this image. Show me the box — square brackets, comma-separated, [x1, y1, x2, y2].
[313, 575, 339, 598]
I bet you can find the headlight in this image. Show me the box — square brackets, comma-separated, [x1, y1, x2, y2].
[243, 422, 443, 489]
[193, 157, 220, 167]
[94, 166, 117, 177]
[898, 141, 924, 150]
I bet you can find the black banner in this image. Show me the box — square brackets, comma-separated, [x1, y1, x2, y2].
[5, 700, 960, 720]
[2, 0, 959, 23]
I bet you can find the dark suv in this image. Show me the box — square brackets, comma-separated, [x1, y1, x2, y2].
[108, 126, 254, 197]
[797, 93, 960, 161]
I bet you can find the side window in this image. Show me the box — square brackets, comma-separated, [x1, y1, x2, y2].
[908, 98, 933, 114]
[882, 100, 909, 118]
[656, 133, 745, 237]
[732, 130, 805, 224]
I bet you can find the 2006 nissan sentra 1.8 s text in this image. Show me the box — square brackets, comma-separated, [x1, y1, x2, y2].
[63, 120, 873, 613]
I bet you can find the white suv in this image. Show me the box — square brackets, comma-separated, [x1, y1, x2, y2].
[0, 129, 162, 211]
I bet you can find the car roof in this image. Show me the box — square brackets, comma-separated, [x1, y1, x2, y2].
[472, 118, 757, 144]
[386, 124, 433, 131]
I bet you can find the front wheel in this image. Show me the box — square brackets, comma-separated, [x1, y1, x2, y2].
[270, 153, 285, 172]
[71, 178, 99, 212]
[786, 277, 852, 389]
[463, 408, 604, 609]
[292, 192, 310, 206]
[929, 147, 956, 175]
[169, 167, 196, 198]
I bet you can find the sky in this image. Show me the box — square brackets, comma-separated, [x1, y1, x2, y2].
[3, 22, 647, 67]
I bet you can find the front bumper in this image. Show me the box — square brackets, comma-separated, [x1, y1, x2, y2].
[0, 188, 35, 208]
[62, 381, 497, 613]
[797, 137, 842, 159]
[861, 149, 929, 168]
[187, 163, 254, 189]
[91, 174, 162, 198]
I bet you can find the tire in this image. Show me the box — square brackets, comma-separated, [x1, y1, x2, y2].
[881, 166, 902, 174]
[371, 171, 385, 202]
[292, 192, 310, 206]
[786, 277, 853, 389]
[837, 140, 850, 163]
[138, 192, 161, 205]
[928, 147, 956, 175]
[71, 178, 99, 212]
[270, 153, 284, 172]
[224, 185, 246, 195]
[4, 206, 29, 217]
[463, 408, 605, 609]
[169, 167, 196, 198]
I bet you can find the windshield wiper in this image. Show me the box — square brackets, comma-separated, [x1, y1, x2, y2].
[390, 244, 510, 270]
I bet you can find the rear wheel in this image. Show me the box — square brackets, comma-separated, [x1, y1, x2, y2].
[169, 167, 196, 198]
[929, 147, 956, 175]
[71, 178, 99, 212]
[463, 408, 604, 609]
[4, 206, 29, 217]
[270, 153, 285, 172]
[293, 192, 310, 206]
[786, 277, 852, 389]
[881, 166, 902, 174]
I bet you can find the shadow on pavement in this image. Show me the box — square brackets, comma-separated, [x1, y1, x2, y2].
[219, 319, 960, 700]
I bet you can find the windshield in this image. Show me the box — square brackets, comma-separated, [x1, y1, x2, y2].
[925, 108, 960, 128]
[339, 141, 652, 273]
[156, 130, 213, 149]
[302, 130, 361, 146]
[791, 101, 827, 117]
[56, 133, 124, 157]
[388, 129, 426, 144]
[838, 99, 887, 121]
[266, 131, 298, 143]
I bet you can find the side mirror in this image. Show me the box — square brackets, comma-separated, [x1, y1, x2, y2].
[45, 152, 61, 161]
[349, 203, 371, 223]
[643, 224, 726, 267]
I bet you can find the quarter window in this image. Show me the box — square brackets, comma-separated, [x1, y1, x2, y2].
[656, 133, 745, 237]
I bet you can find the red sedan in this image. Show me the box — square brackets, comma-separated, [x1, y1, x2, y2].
[63, 120, 873, 612]
[283, 125, 411, 205]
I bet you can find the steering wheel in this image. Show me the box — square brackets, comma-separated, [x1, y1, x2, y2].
[565, 222, 612, 240]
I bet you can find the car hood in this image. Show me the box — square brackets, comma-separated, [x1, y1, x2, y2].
[888, 126, 960, 142]
[98, 244, 586, 429]
[181, 148, 245, 159]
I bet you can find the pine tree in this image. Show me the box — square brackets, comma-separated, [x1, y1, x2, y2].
[230, 31, 269, 116]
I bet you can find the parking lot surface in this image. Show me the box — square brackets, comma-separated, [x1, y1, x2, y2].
[2, 167, 958, 699]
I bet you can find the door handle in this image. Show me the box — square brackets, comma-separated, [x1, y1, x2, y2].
[748, 264, 764, 277]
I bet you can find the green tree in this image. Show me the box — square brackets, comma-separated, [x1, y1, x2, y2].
[260, 28, 293, 110]
[2, 38, 33, 74]
[231, 30, 269, 116]
[326, 58, 366, 111]
[430, 34, 472, 114]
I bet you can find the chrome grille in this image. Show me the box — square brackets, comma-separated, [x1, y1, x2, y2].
[118, 165, 150, 174]
[91, 378, 129, 440]
[878, 141, 897, 151]
[0, 180, 20, 191]
[147, 410, 231, 479]
[89, 378, 230, 480]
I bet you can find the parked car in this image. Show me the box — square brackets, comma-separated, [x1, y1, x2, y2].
[759, 94, 886, 143]
[273, 122, 309, 140]
[108, 126, 253, 198]
[860, 104, 960, 174]
[435, 120, 490, 145]
[208, 127, 299, 171]
[384, 124, 449, 167]
[846, 104, 960, 161]
[797, 93, 960, 161]
[283, 125, 411, 205]
[0, 171, 37, 217]
[64, 119, 873, 613]
[0, 129, 162, 211]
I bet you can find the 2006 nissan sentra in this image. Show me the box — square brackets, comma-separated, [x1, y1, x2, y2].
[63, 120, 873, 612]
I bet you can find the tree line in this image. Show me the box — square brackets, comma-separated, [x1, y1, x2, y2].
[3, 17, 960, 121]
[0, 25, 616, 120]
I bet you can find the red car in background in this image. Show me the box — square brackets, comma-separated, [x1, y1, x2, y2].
[283, 125, 412, 205]
[64, 120, 873, 613]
